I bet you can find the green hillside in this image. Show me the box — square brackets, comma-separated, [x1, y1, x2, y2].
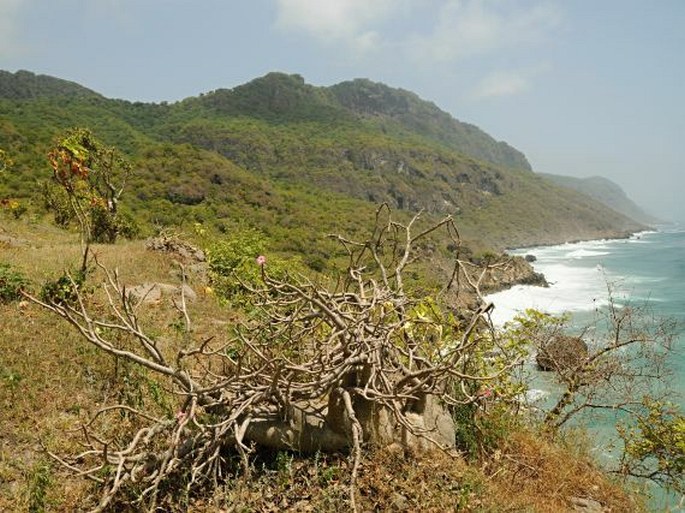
[329, 77, 531, 171]
[0, 70, 668, 513]
[0, 70, 644, 254]
[540, 173, 659, 226]
[0, 69, 101, 100]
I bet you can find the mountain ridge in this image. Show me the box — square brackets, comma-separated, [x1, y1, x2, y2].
[0, 69, 646, 253]
[329, 77, 532, 172]
[540, 173, 659, 227]
[0, 69, 101, 100]
[187, 72, 532, 173]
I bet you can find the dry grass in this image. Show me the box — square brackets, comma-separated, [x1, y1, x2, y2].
[0, 216, 645, 512]
[482, 430, 645, 512]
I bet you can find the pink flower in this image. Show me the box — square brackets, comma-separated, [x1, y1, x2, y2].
[480, 388, 494, 399]
[256, 255, 266, 266]
[176, 410, 186, 423]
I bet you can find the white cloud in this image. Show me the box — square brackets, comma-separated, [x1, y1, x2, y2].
[408, 0, 562, 63]
[0, 0, 25, 58]
[274, 0, 404, 52]
[473, 70, 530, 99]
[274, 0, 561, 62]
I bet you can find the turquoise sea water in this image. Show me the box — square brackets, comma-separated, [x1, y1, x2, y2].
[486, 228, 684, 510]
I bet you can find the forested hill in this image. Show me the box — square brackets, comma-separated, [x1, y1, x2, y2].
[0, 70, 101, 100]
[0, 69, 645, 254]
[540, 173, 660, 226]
[190, 73, 531, 172]
[329, 78, 531, 172]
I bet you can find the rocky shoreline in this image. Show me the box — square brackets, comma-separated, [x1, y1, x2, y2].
[481, 255, 548, 295]
[502, 228, 644, 252]
[492, 227, 656, 296]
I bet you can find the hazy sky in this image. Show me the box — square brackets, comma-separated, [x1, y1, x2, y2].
[1, 0, 683, 221]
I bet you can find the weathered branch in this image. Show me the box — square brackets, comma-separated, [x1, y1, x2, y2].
[31, 207, 518, 512]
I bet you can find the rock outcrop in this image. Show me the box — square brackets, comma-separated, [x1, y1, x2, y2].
[145, 235, 205, 263]
[481, 255, 548, 293]
[127, 282, 197, 304]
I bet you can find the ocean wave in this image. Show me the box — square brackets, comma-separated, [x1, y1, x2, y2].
[492, 231, 681, 327]
[566, 249, 610, 258]
[524, 389, 548, 403]
[486, 281, 610, 326]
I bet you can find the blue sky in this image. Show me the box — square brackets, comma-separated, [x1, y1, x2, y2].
[1, 0, 683, 221]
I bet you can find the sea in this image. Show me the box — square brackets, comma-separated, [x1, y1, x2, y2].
[485, 227, 685, 511]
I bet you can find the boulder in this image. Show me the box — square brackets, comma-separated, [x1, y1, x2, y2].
[244, 391, 455, 454]
[145, 235, 205, 263]
[127, 283, 197, 304]
[401, 393, 456, 453]
[570, 496, 607, 512]
[536, 335, 588, 372]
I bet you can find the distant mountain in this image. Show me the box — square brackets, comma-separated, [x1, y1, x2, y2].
[0, 70, 101, 100]
[0, 70, 645, 254]
[540, 174, 659, 226]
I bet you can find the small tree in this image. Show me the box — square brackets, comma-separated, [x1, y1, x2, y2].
[45, 128, 133, 253]
[536, 295, 676, 431]
[504, 290, 682, 495]
[617, 398, 685, 495]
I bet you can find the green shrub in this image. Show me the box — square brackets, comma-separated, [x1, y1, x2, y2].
[204, 227, 305, 303]
[27, 461, 52, 513]
[40, 270, 87, 306]
[206, 228, 268, 300]
[0, 262, 28, 303]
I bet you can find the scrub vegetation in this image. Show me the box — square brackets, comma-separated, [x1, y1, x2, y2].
[0, 70, 680, 511]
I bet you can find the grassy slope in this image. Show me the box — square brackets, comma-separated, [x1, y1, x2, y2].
[0, 217, 644, 512]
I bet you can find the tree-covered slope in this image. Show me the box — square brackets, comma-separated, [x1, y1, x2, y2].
[0, 70, 645, 252]
[329, 78, 531, 171]
[175, 72, 531, 171]
[540, 173, 659, 226]
[0, 69, 101, 100]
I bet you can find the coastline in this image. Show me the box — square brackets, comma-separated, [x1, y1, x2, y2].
[503, 227, 653, 252]
[486, 229, 660, 326]
[487, 228, 685, 511]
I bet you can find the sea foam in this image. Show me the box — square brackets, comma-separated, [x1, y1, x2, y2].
[486, 239, 622, 326]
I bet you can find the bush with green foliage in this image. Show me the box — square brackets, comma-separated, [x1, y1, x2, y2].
[27, 461, 52, 513]
[204, 226, 293, 301]
[0, 262, 28, 303]
[40, 270, 87, 306]
[618, 398, 685, 494]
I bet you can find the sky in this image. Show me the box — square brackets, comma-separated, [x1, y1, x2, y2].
[1, 0, 683, 221]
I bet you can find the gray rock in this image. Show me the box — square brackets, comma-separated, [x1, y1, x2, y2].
[127, 282, 196, 304]
[570, 496, 606, 512]
[145, 236, 205, 262]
